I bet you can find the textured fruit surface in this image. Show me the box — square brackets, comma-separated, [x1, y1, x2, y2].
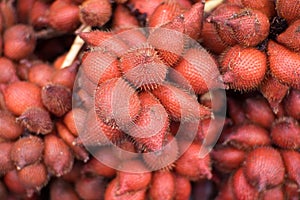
[172, 47, 220, 94]
[220, 45, 267, 90]
[232, 168, 259, 200]
[129, 92, 169, 151]
[277, 19, 300, 52]
[268, 40, 300, 88]
[244, 147, 285, 190]
[119, 44, 167, 90]
[4, 81, 43, 115]
[270, 117, 300, 149]
[94, 78, 141, 129]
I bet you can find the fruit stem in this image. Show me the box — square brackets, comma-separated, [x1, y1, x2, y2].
[60, 25, 91, 69]
[204, 0, 224, 13]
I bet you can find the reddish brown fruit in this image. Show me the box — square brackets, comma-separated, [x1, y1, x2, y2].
[17, 162, 48, 193]
[75, 109, 124, 146]
[260, 74, 289, 113]
[56, 122, 89, 162]
[142, 135, 179, 171]
[285, 181, 299, 200]
[4, 170, 26, 194]
[200, 21, 228, 54]
[51, 61, 78, 89]
[211, 146, 246, 173]
[0, 0, 17, 29]
[227, 97, 247, 125]
[262, 185, 284, 200]
[148, 16, 185, 67]
[207, 4, 241, 46]
[241, 0, 275, 19]
[183, 1, 204, 40]
[112, 4, 139, 29]
[79, 0, 112, 27]
[267, 40, 300, 88]
[244, 147, 285, 190]
[226, 9, 270, 46]
[61, 162, 82, 183]
[82, 157, 117, 178]
[152, 83, 211, 121]
[281, 150, 300, 187]
[243, 97, 275, 129]
[224, 123, 271, 150]
[171, 47, 220, 95]
[16, 107, 53, 134]
[0, 57, 17, 84]
[277, 19, 300, 52]
[130, 92, 169, 151]
[220, 45, 267, 91]
[44, 134, 74, 177]
[4, 81, 43, 115]
[104, 178, 147, 200]
[3, 24, 36, 60]
[149, 171, 175, 200]
[117, 160, 151, 195]
[174, 175, 191, 200]
[82, 49, 120, 84]
[128, 0, 163, 18]
[16, 0, 35, 24]
[50, 179, 80, 200]
[29, 0, 49, 28]
[63, 108, 85, 137]
[28, 63, 54, 87]
[276, 0, 300, 23]
[175, 142, 211, 180]
[48, 0, 80, 32]
[148, 1, 182, 28]
[75, 176, 106, 200]
[0, 110, 23, 140]
[117, 28, 147, 48]
[119, 44, 167, 90]
[10, 136, 44, 170]
[271, 117, 300, 149]
[0, 142, 14, 175]
[284, 89, 300, 120]
[80, 30, 113, 46]
[41, 84, 72, 117]
[215, 177, 235, 200]
[232, 168, 259, 200]
[95, 78, 141, 129]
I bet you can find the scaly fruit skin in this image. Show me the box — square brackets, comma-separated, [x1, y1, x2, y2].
[171, 47, 220, 95]
[152, 83, 211, 122]
[270, 117, 300, 149]
[175, 142, 212, 181]
[10, 136, 44, 170]
[281, 150, 300, 187]
[267, 40, 300, 89]
[244, 147, 285, 190]
[243, 97, 275, 129]
[276, 0, 300, 23]
[119, 44, 167, 90]
[225, 9, 270, 47]
[260, 74, 289, 112]
[94, 78, 141, 129]
[284, 89, 300, 120]
[207, 4, 241, 46]
[220, 45, 267, 91]
[149, 171, 175, 200]
[129, 92, 169, 151]
[232, 168, 259, 200]
[277, 19, 300, 52]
